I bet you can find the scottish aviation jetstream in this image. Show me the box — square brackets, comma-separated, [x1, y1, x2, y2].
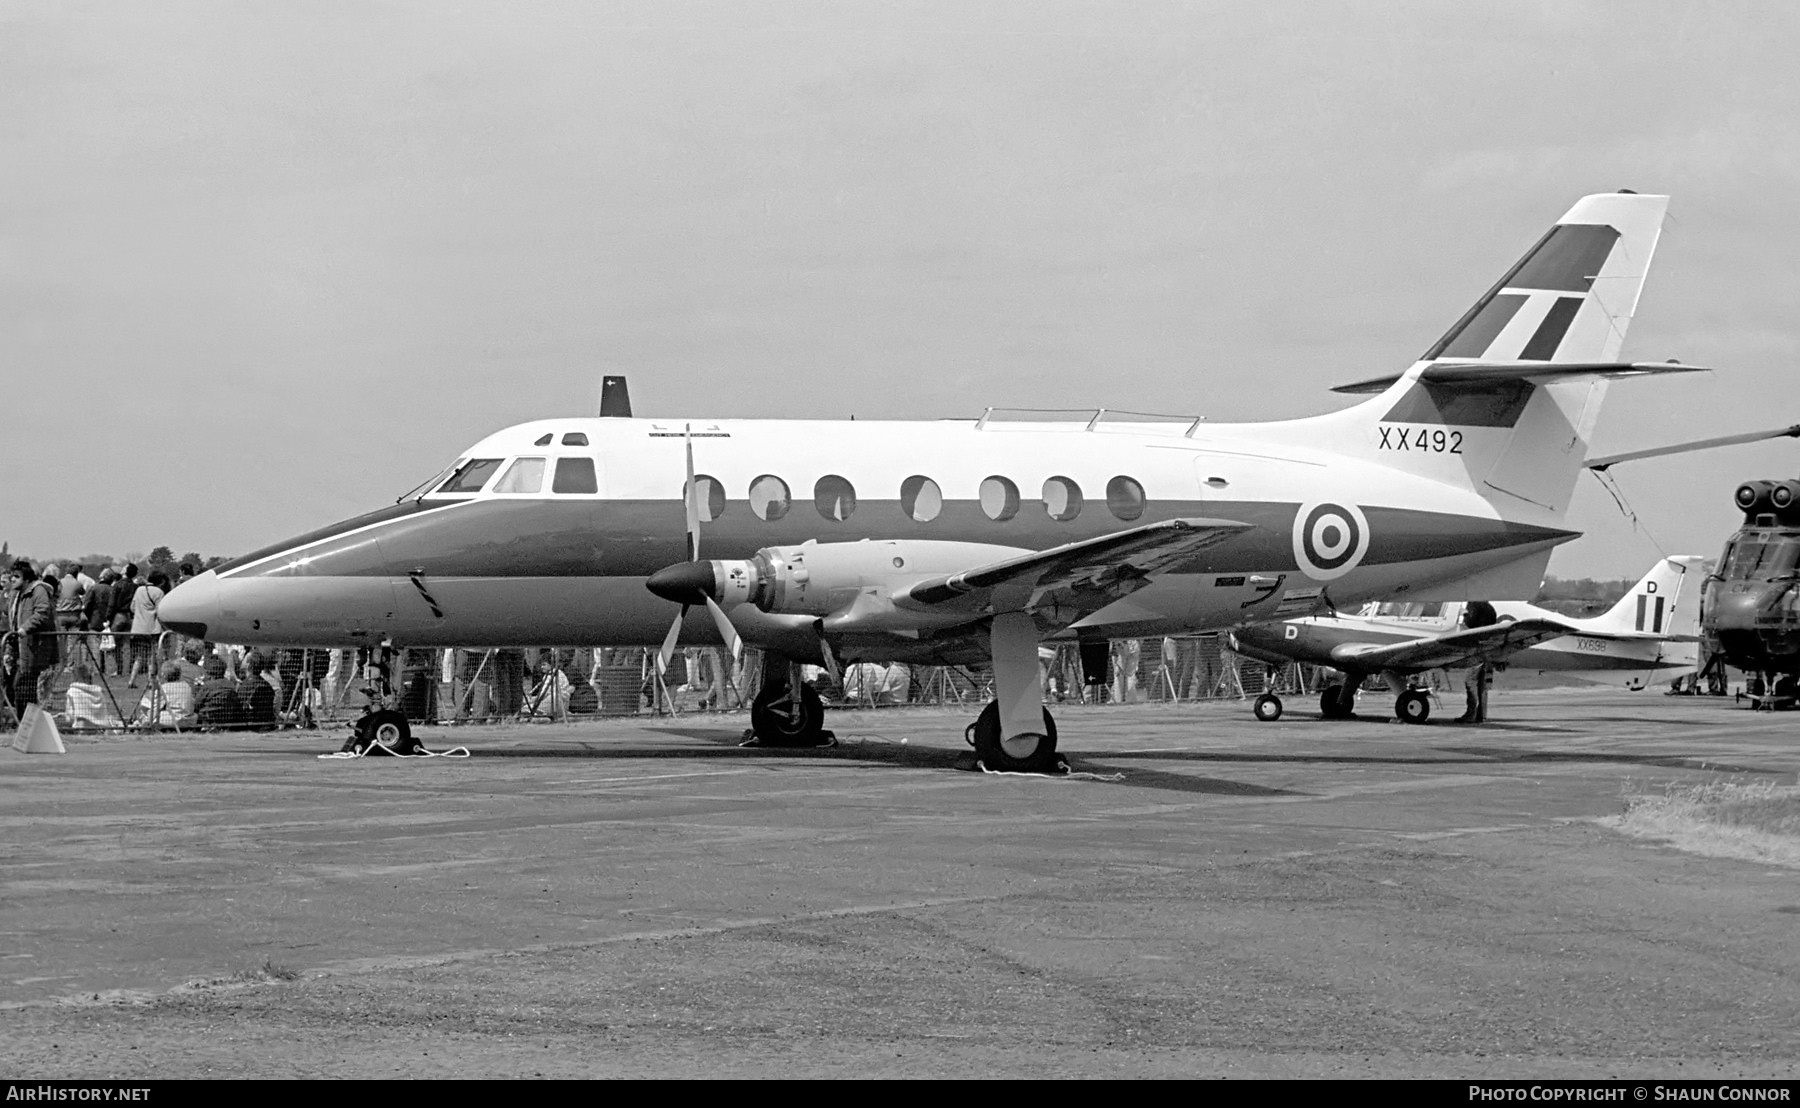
[1228, 555, 1704, 724]
[160, 191, 1703, 771]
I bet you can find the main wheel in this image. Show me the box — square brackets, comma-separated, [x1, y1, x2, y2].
[750, 683, 828, 746]
[1395, 688, 1431, 724]
[1253, 693, 1283, 722]
[361, 709, 415, 755]
[966, 701, 1060, 773]
[1319, 684, 1356, 720]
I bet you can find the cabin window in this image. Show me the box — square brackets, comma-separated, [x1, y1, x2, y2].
[552, 457, 598, 494]
[534, 434, 553, 446]
[688, 474, 726, 521]
[1042, 476, 1082, 522]
[1106, 476, 1146, 521]
[493, 457, 547, 494]
[901, 475, 941, 523]
[437, 458, 504, 495]
[980, 476, 1020, 521]
[815, 475, 856, 521]
[750, 475, 791, 521]
[561, 432, 589, 446]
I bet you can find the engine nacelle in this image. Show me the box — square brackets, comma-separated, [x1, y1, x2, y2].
[714, 539, 1028, 617]
[1734, 479, 1800, 525]
[1737, 480, 1777, 515]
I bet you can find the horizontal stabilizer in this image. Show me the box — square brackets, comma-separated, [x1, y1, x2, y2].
[1333, 360, 1709, 396]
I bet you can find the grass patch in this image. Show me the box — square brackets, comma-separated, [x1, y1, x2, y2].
[1602, 779, 1800, 869]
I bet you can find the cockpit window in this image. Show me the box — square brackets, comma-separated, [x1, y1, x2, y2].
[398, 460, 464, 502]
[561, 432, 589, 446]
[553, 457, 598, 494]
[493, 457, 546, 494]
[1722, 537, 1800, 579]
[437, 458, 504, 495]
[534, 434, 553, 446]
[1373, 601, 1447, 619]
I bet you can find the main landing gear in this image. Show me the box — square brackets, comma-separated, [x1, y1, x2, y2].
[963, 611, 1066, 774]
[1315, 674, 1432, 724]
[1319, 681, 1358, 720]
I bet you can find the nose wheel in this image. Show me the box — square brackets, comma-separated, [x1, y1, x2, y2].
[749, 681, 830, 747]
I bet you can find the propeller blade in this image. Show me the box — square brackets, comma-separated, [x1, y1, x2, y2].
[657, 606, 687, 676]
[818, 634, 842, 686]
[683, 423, 700, 561]
[704, 596, 742, 664]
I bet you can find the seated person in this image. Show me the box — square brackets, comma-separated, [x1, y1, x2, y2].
[140, 662, 197, 729]
[238, 660, 279, 730]
[522, 659, 572, 721]
[60, 663, 122, 728]
[194, 656, 244, 730]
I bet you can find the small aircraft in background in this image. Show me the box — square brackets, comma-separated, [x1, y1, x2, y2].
[1227, 555, 1704, 723]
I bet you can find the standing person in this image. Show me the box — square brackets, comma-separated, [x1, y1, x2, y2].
[112, 563, 140, 627]
[6, 560, 56, 708]
[1455, 601, 1499, 723]
[126, 572, 168, 688]
[47, 564, 85, 670]
[83, 569, 116, 668]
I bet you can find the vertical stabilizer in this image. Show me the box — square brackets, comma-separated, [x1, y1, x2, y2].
[1280, 192, 1675, 519]
[1584, 555, 1705, 635]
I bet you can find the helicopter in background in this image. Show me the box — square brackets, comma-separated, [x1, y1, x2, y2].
[1700, 479, 1800, 706]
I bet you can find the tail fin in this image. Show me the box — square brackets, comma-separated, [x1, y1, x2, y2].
[1275, 191, 1685, 515]
[1422, 191, 1668, 366]
[1586, 555, 1706, 635]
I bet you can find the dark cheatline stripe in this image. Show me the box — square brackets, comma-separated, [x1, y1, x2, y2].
[1508, 223, 1619, 293]
[1519, 296, 1584, 361]
[1437, 292, 1528, 360]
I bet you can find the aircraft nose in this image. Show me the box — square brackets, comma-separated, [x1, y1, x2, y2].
[646, 562, 716, 605]
[158, 569, 219, 640]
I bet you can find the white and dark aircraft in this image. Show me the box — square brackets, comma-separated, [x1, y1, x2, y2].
[1227, 555, 1704, 724]
[160, 191, 1703, 771]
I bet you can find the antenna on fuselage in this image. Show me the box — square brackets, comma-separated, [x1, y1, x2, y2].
[599, 376, 632, 418]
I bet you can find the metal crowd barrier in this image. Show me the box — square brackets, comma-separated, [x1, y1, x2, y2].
[2, 630, 1339, 735]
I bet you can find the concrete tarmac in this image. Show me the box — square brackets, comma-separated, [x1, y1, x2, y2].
[3, 688, 1798, 1078]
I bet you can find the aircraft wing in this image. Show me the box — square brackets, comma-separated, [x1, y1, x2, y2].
[896, 517, 1252, 632]
[1327, 618, 1582, 672]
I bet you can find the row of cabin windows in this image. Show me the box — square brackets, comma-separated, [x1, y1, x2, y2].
[694, 474, 1146, 524]
[436, 459, 1148, 524]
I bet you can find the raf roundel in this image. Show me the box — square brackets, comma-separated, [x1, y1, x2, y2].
[1292, 501, 1370, 581]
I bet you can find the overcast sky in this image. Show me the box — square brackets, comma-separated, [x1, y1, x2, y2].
[3, 0, 1797, 580]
